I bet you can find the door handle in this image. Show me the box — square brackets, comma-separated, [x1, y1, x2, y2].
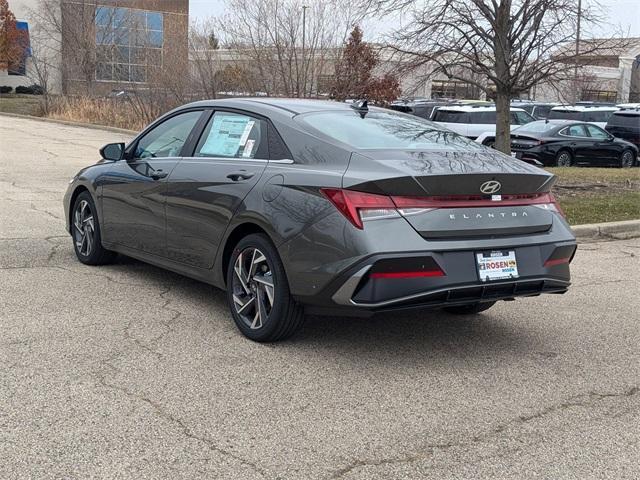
[227, 170, 255, 181]
[151, 170, 168, 180]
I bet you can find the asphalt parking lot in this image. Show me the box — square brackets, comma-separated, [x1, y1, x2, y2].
[1, 114, 639, 479]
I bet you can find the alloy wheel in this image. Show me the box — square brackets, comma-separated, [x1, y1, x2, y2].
[621, 151, 634, 168]
[557, 152, 571, 167]
[231, 247, 275, 330]
[73, 199, 95, 257]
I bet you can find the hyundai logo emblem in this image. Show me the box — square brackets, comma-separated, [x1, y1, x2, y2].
[480, 180, 501, 194]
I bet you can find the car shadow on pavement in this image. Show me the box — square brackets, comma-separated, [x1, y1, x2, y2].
[108, 254, 541, 363]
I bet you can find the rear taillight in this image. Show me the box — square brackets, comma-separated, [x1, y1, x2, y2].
[321, 189, 566, 229]
[320, 189, 396, 229]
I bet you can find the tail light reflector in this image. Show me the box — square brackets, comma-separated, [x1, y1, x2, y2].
[370, 269, 444, 279]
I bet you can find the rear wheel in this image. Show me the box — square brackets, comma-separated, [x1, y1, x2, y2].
[226, 234, 304, 342]
[71, 191, 115, 265]
[619, 149, 634, 168]
[443, 301, 496, 315]
[555, 150, 573, 167]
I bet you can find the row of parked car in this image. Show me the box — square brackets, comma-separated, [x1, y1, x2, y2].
[389, 98, 640, 167]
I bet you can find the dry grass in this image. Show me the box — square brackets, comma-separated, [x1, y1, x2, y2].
[0, 94, 44, 116]
[46, 96, 154, 131]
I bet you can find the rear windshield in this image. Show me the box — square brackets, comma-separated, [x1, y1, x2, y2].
[299, 110, 482, 150]
[514, 121, 558, 133]
[432, 110, 470, 123]
[607, 112, 640, 128]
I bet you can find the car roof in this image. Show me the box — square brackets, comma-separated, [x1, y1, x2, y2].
[183, 97, 356, 116]
[434, 105, 526, 113]
[551, 105, 619, 112]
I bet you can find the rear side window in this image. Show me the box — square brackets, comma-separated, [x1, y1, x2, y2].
[299, 110, 483, 150]
[432, 110, 470, 123]
[584, 111, 614, 123]
[471, 111, 496, 123]
[533, 105, 552, 119]
[549, 110, 581, 121]
[607, 113, 640, 128]
[561, 125, 588, 137]
[194, 111, 267, 159]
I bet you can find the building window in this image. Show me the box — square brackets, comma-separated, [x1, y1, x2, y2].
[431, 80, 482, 99]
[95, 6, 163, 83]
[581, 89, 617, 103]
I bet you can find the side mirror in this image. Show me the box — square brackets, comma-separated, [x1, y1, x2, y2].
[100, 142, 125, 160]
[607, 135, 615, 142]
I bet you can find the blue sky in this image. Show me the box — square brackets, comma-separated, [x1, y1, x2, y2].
[189, 0, 640, 38]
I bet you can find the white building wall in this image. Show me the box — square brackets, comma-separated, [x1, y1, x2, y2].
[1, 0, 63, 94]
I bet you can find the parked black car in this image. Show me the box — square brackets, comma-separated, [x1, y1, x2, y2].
[605, 107, 640, 150]
[64, 99, 577, 342]
[510, 120, 638, 167]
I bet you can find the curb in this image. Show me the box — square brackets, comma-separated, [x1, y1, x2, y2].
[573, 219, 640, 242]
[0, 112, 137, 135]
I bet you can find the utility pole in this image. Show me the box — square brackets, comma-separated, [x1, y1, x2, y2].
[302, 5, 308, 98]
[574, 0, 582, 102]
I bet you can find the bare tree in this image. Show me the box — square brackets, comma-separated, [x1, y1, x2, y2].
[215, 0, 362, 97]
[369, 0, 624, 153]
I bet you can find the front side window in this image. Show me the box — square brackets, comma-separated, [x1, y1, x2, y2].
[194, 112, 266, 159]
[134, 111, 202, 159]
[95, 6, 164, 82]
[585, 124, 609, 139]
[299, 110, 483, 150]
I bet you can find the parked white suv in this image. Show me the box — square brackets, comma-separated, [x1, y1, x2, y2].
[431, 105, 535, 144]
[547, 105, 618, 129]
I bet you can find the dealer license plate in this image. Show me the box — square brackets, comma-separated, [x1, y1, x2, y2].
[476, 251, 519, 282]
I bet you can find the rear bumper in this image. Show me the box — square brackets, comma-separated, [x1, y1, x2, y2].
[296, 240, 576, 317]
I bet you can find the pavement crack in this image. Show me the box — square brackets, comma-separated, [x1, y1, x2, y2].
[96, 364, 268, 478]
[30, 202, 62, 220]
[327, 386, 639, 479]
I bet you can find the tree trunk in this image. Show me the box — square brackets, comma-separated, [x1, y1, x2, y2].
[494, 89, 511, 155]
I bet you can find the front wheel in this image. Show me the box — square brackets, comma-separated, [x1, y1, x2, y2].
[555, 150, 573, 167]
[619, 150, 635, 168]
[226, 234, 304, 342]
[71, 191, 115, 265]
[443, 301, 496, 315]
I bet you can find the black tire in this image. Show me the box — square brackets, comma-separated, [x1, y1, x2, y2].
[71, 191, 115, 265]
[443, 301, 496, 315]
[226, 233, 304, 342]
[619, 149, 635, 168]
[555, 150, 573, 167]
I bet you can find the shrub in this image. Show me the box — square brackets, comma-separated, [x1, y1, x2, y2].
[15, 85, 34, 94]
[47, 95, 151, 131]
[0, 86, 12, 94]
[14, 84, 44, 95]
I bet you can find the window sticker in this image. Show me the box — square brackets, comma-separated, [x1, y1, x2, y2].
[199, 114, 253, 157]
[242, 139, 255, 158]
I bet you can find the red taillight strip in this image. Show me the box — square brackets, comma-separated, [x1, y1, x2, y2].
[544, 257, 570, 267]
[391, 192, 555, 208]
[370, 270, 445, 279]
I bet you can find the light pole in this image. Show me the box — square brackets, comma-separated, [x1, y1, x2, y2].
[574, 0, 582, 102]
[302, 5, 308, 98]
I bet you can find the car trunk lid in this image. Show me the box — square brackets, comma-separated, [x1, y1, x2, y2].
[343, 150, 558, 238]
